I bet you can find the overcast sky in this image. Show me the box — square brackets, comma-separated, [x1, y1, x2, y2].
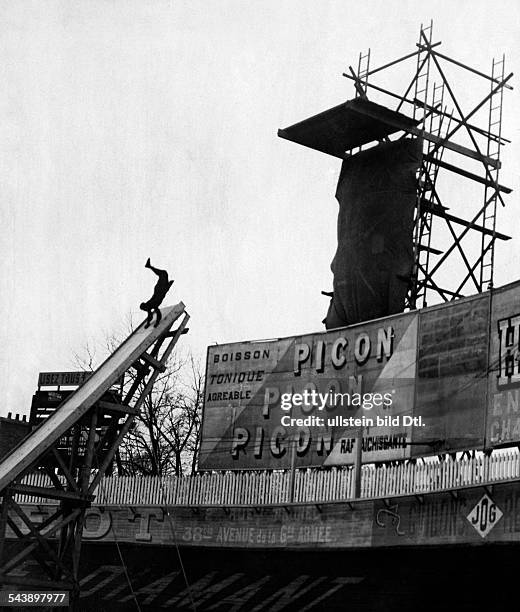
[1, 0, 519, 416]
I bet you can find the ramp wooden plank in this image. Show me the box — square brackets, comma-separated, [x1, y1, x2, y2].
[0, 303, 185, 493]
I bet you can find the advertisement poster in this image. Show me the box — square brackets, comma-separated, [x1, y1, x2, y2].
[487, 282, 520, 446]
[200, 313, 417, 469]
[413, 294, 489, 455]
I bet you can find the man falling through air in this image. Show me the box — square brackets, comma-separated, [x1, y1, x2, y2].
[140, 258, 174, 328]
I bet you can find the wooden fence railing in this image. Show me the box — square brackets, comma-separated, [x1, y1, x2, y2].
[14, 449, 520, 506]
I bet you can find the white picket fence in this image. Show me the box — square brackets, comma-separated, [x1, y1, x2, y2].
[14, 449, 520, 506]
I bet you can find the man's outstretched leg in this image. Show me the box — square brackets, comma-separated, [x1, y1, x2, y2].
[154, 307, 162, 328]
[145, 258, 168, 282]
[144, 310, 153, 329]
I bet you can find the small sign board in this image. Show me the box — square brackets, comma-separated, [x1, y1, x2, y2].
[466, 493, 503, 538]
[38, 371, 92, 388]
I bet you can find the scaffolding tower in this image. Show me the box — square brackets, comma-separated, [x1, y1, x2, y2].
[279, 21, 513, 310]
[346, 21, 513, 308]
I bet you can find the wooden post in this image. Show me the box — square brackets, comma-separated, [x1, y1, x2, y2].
[353, 427, 363, 498]
[0, 489, 12, 567]
[289, 433, 297, 503]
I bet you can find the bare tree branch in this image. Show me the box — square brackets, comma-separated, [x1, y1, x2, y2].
[72, 317, 203, 476]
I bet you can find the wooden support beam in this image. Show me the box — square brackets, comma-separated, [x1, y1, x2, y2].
[426, 195, 503, 281]
[396, 51, 430, 113]
[71, 510, 86, 582]
[415, 98, 509, 144]
[14, 508, 64, 543]
[348, 65, 368, 99]
[97, 401, 139, 416]
[2, 507, 82, 581]
[0, 489, 11, 566]
[424, 155, 511, 193]
[87, 416, 136, 495]
[366, 41, 442, 77]
[351, 104, 501, 168]
[423, 178, 491, 294]
[1, 532, 48, 577]
[426, 47, 511, 204]
[415, 264, 451, 302]
[43, 466, 65, 492]
[9, 500, 75, 582]
[2, 508, 65, 576]
[165, 327, 189, 338]
[51, 448, 79, 492]
[444, 216, 481, 292]
[420, 282, 463, 298]
[432, 49, 514, 89]
[343, 73, 412, 107]
[343, 71, 507, 146]
[418, 244, 443, 255]
[139, 352, 166, 373]
[454, 241, 494, 296]
[421, 200, 511, 240]
[80, 410, 98, 493]
[124, 365, 150, 404]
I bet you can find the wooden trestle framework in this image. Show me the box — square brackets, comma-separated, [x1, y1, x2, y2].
[345, 21, 513, 307]
[0, 305, 189, 607]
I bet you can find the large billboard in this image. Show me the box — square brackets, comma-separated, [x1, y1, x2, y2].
[200, 312, 418, 470]
[412, 294, 489, 455]
[200, 280, 520, 470]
